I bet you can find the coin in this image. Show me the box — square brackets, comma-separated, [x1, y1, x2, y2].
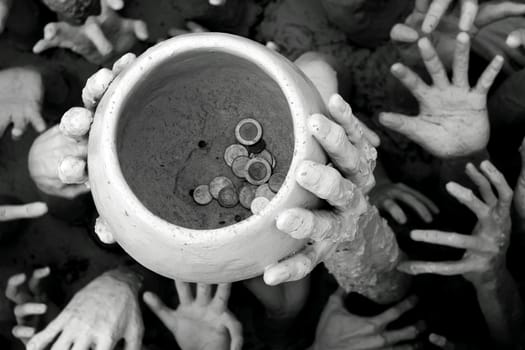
[193, 184, 213, 205]
[224, 144, 248, 167]
[251, 197, 270, 215]
[245, 158, 272, 185]
[235, 118, 263, 146]
[239, 184, 257, 209]
[255, 184, 275, 200]
[231, 155, 250, 178]
[253, 149, 275, 168]
[218, 186, 239, 208]
[268, 173, 285, 193]
[209, 176, 234, 199]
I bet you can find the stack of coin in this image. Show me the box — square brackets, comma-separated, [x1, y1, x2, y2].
[192, 118, 286, 216]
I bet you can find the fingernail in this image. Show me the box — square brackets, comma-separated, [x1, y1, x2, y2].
[296, 162, 321, 188]
[307, 114, 328, 138]
[379, 113, 402, 127]
[506, 34, 520, 48]
[33, 266, 51, 279]
[276, 210, 302, 235]
[330, 93, 347, 113]
[264, 266, 289, 285]
[34, 303, 48, 314]
[457, 31, 470, 44]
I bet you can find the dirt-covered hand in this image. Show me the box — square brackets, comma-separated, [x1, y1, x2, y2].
[28, 53, 136, 198]
[143, 281, 242, 350]
[380, 33, 503, 158]
[33, 0, 148, 65]
[0, 68, 46, 139]
[26, 268, 144, 350]
[312, 290, 423, 350]
[398, 161, 512, 285]
[370, 183, 439, 224]
[263, 94, 376, 286]
[5, 267, 55, 345]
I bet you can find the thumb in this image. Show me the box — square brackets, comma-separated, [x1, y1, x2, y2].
[379, 112, 426, 144]
[142, 291, 174, 328]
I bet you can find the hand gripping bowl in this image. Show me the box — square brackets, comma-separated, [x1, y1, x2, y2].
[88, 33, 328, 283]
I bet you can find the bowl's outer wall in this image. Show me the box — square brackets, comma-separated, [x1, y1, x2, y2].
[88, 33, 328, 283]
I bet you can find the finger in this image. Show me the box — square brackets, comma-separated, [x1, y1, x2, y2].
[382, 198, 408, 224]
[294, 161, 364, 211]
[453, 32, 470, 88]
[211, 283, 231, 312]
[396, 192, 433, 222]
[50, 332, 74, 350]
[398, 184, 439, 213]
[104, 0, 124, 10]
[209, 0, 227, 5]
[474, 55, 504, 94]
[195, 283, 212, 305]
[12, 325, 36, 343]
[372, 295, 418, 326]
[28, 266, 51, 296]
[390, 63, 430, 100]
[410, 229, 497, 253]
[221, 313, 243, 350]
[476, 2, 525, 28]
[0, 0, 11, 33]
[429, 333, 455, 350]
[446, 182, 489, 219]
[358, 119, 381, 147]
[186, 21, 207, 33]
[480, 160, 513, 213]
[14, 303, 47, 323]
[397, 260, 477, 275]
[33, 38, 57, 54]
[112, 53, 136, 75]
[123, 325, 143, 350]
[33, 23, 62, 53]
[390, 23, 420, 42]
[94, 337, 113, 350]
[168, 27, 189, 37]
[58, 184, 91, 199]
[82, 68, 115, 110]
[60, 107, 93, 140]
[142, 291, 174, 327]
[58, 156, 88, 184]
[418, 37, 449, 88]
[132, 20, 149, 41]
[0, 202, 48, 221]
[379, 112, 427, 145]
[307, 113, 362, 180]
[276, 207, 343, 241]
[364, 324, 420, 348]
[465, 163, 497, 205]
[459, 0, 478, 32]
[11, 113, 29, 139]
[422, 0, 453, 33]
[5, 273, 30, 304]
[27, 318, 65, 350]
[71, 337, 93, 350]
[174, 280, 193, 304]
[83, 18, 113, 56]
[263, 240, 336, 285]
[415, 0, 431, 14]
[507, 29, 525, 49]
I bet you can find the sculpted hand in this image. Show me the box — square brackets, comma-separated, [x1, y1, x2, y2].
[143, 281, 243, 350]
[244, 275, 310, 319]
[391, 0, 525, 67]
[0, 202, 47, 222]
[27, 268, 144, 350]
[28, 53, 136, 198]
[398, 161, 512, 284]
[312, 290, 423, 350]
[263, 94, 376, 286]
[369, 183, 439, 224]
[0, 0, 11, 33]
[6, 267, 59, 345]
[33, 0, 148, 65]
[0, 68, 46, 139]
[380, 33, 503, 158]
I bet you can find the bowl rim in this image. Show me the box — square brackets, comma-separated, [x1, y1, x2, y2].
[94, 32, 313, 244]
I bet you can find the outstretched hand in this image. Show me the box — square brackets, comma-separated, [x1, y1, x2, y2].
[380, 33, 503, 158]
[33, 0, 148, 65]
[398, 161, 512, 285]
[144, 281, 243, 350]
[263, 94, 376, 286]
[312, 290, 424, 350]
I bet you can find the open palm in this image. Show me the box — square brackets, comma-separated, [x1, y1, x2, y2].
[380, 33, 503, 158]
